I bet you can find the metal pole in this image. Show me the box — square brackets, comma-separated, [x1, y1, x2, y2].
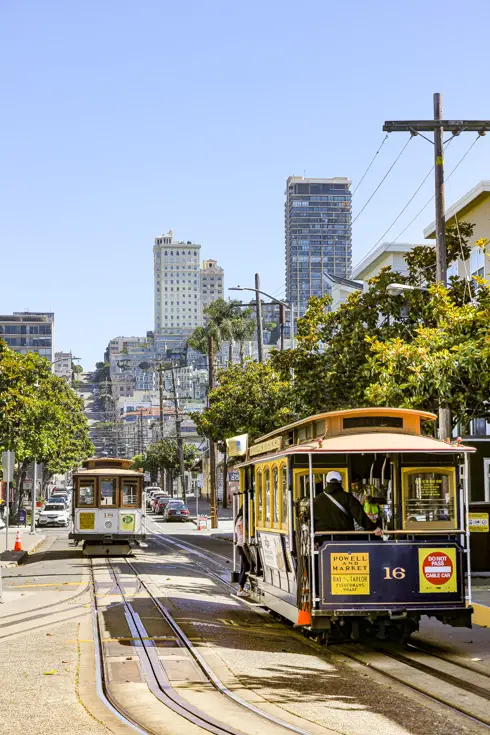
[308, 453, 316, 608]
[290, 304, 295, 349]
[30, 461, 36, 535]
[208, 333, 218, 528]
[464, 451, 472, 607]
[158, 365, 164, 441]
[171, 366, 186, 502]
[255, 273, 264, 362]
[279, 304, 285, 351]
[5, 452, 11, 552]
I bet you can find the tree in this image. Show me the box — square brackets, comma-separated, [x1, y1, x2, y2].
[0, 342, 93, 514]
[141, 440, 200, 496]
[365, 281, 490, 432]
[273, 222, 482, 419]
[193, 360, 296, 445]
[231, 308, 256, 363]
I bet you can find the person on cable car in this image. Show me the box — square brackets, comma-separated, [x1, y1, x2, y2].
[314, 471, 382, 536]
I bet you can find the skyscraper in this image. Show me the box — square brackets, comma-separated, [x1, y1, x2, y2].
[285, 177, 352, 318]
[153, 231, 201, 339]
[0, 312, 54, 362]
[200, 259, 224, 314]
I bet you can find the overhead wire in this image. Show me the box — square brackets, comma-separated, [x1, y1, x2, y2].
[352, 134, 389, 196]
[352, 135, 413, 227]
[392, 134, 482, 242]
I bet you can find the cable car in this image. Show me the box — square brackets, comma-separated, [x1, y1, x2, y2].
[234, 408, 474, 641]
[70, 457, 146, 556]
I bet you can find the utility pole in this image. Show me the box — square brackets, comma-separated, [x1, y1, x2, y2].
[255, 272, 264, 362]
[158, 365, 165, 441]
[279, 303, 286, 351]
[170, 366, 186, 502]
[208, 333, 218, 528]
[384, 93, 490, 440]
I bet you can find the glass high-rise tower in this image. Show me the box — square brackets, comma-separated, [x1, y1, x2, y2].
[285, 177, 352, 318]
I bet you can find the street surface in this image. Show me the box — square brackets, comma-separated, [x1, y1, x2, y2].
[0, 520, 489, 735]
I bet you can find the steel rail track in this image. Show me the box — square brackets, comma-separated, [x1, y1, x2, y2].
[148, 528, 490, 731]
[123, 557, 316, 735]
[103, 558, 260, 735]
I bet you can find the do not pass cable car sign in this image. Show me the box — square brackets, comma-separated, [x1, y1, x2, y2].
[418, 548, 457, 593]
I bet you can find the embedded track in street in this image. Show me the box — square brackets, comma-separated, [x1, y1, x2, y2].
[90, 554, 321, 735]
[147, 523, 490, 732]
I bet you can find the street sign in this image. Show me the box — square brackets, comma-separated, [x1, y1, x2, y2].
[1, 452, 14, 484]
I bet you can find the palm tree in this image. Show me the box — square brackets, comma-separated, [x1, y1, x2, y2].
[231, 308, 256, 363]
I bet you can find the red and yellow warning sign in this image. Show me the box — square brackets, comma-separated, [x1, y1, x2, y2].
[418, 548, 457, 593]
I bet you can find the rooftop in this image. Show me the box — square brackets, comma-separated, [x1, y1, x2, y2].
[424, 180, 490, 238]
[324, 272, 363, 290]
[352, 242, 429, 280]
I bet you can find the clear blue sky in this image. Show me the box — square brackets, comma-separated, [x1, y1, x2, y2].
[2, 1, 490, 369]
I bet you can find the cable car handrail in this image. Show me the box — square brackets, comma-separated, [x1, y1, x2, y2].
[313, 529, 464, 535]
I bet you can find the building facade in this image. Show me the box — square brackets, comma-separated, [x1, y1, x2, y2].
[54, 351, 72, 380]
[200, 259, 224, 314]
[285, 177, 352, 318]
[0, 312, 54, 361]
[154, 231, 202, 339]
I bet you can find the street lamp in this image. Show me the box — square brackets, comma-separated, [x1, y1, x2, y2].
[229, 280, 295, 355]
[386, 283, 429, 295]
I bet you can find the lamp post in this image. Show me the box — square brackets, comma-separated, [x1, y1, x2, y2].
[228, 285, 294, 352]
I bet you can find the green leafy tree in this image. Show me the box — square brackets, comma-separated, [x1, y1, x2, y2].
[0, 342, 93, 513]
[365, 282, 490, 432]
[193, 360, 296, 445]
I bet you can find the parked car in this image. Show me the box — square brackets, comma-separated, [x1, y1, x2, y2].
[37, 503, 70, 527]
[47, 495, 68, 506]
[152, 493, 169, 512]
[145, 487, 163, 509]
[156, 496, 171, 515]
[163, 500, 190, 522]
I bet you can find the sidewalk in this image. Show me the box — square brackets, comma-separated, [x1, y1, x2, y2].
[0, 527, 47, 566]
[184, 494, 234, 540]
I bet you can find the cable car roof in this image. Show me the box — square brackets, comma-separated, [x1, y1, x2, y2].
[73, 468, 143, 477]
[255, 407, 437, 444]
[287, 432, 474, 456]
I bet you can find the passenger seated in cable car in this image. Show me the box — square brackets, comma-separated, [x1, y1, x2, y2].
[313, 471, 382, 536]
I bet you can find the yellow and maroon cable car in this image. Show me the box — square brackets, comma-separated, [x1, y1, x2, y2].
[70, 457, 146, 556]
[234, 407, 475, 641]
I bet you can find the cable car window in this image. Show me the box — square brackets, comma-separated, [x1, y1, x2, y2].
[100, 478, 117, 506]
[273, 467, 279, 523]
[122, 482, 138, 507]
[402, 468, 456, 530]
[265, 468, 271, 522]
[78, 481, 95, 506]
[343, 416, 403, 429]
[256, 470, 263, 526]
[281, 465, 288, 525]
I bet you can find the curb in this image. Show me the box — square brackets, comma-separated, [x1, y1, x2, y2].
[0, 534, 47, 567]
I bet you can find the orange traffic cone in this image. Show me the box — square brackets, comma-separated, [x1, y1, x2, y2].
[296, 608, 312, 626]
[13, 530, 23, 552]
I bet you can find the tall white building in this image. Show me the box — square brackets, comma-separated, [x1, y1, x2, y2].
[154, 231, 201, 338]
[54, 351, 72, 381]
[200, 259, 224, 313]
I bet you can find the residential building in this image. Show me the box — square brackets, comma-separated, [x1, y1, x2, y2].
[424, 180, 490, 281]
[200, 259, 224, 314]
[0, 312, 54, 361]
[54, 351, 72, 381]
[285, 176, 352, 319]
[352, 241, 428, 282]
[153, 230, 201, 341]
[323, 273, 364, 310]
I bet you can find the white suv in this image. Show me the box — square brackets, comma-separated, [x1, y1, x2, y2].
[38, 503, 70, 527]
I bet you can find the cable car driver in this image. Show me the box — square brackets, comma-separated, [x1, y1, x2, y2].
[314, 471, 383, 537]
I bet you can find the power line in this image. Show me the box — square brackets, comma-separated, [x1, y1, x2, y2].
[393, 135, 481, 242]
[371, 137, 454, 249]
[352, 134, 389, 196]
[352, 136, 413, 227]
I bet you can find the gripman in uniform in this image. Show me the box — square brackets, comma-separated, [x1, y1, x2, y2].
[314, 471, 382, 536]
